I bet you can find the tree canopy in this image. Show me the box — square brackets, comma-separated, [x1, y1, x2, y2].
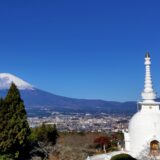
[111, 153, 137, 160]
[0, 83, 30, 159]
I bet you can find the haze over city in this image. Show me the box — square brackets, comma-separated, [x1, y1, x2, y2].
[1, 0, 160, 101]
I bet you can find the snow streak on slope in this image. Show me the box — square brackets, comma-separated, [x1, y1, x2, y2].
[0, 73, 34, 90]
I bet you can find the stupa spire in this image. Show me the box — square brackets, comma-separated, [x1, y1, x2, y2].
[141, 52, 156, 102]
[146, 52, 150, 58]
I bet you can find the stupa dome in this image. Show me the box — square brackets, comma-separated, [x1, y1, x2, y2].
[129, 109, 160, 156]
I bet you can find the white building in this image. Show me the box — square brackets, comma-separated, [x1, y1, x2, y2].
[124, 53, 160, 159]
[87, 53, 160, 160]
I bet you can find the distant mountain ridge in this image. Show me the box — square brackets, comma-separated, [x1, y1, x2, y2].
[0, 73, 137, 117]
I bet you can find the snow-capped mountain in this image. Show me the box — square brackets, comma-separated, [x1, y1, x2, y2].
[0, 73, 34, 90]
[0, 73, 137, 117]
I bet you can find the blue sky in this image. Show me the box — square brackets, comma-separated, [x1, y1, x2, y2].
[0, 0, 160, 101]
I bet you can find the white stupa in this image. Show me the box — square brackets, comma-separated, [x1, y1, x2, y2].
[124, 53, 160, 159]
[87, 53, 160, 160]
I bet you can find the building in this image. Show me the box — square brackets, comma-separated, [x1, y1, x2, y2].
[87, 53, 160, 160]
[124, 53, 160, 159]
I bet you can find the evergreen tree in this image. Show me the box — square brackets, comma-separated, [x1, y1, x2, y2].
[29, 123, 59, 159]
[0, 83, 30, 159]
[30, 123, 59, 145]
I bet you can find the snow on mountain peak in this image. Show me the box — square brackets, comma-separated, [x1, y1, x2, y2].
[0, 73, 34, 90]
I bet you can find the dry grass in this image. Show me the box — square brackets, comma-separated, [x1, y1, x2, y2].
[49, 132, 106, 160]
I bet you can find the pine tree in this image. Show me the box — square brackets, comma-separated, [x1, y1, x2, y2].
[0, 83, 30, 158]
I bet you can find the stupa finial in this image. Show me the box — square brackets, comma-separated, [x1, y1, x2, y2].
[146, 52, 150, 58]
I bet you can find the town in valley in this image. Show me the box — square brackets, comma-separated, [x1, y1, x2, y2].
[28, 112, 131, 133]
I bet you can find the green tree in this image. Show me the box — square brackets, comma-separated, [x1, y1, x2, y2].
[0, 83, 30, 159]
[30, 123, 58, 145]
[110, 132, 124, 148]
[30, 123, 59, 159]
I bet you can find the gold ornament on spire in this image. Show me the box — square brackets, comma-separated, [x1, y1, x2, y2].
[146, 52, 150, 58]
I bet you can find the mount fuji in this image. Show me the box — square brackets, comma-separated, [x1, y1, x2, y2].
[0, 73, 34, 90]
[0, 73, 137, 117]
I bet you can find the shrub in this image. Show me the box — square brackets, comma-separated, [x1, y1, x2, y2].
[111, 153, 137, 160]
